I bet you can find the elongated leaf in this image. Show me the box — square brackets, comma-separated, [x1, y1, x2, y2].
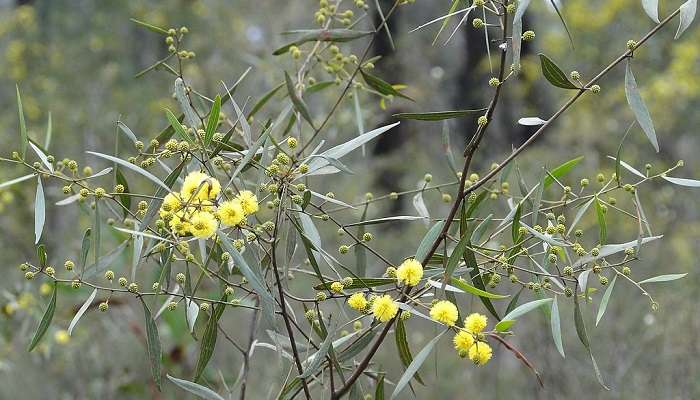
[194, 295, 227, 381]
[470, 213, 492, 244]
[412, 193, 430, 226]
[28, 283, 56, 352]
[34, 177, 45, 244]
[273, 29, 373, 55]
[544, 156, 583, 188]
[512, 203, 523, 243]
[29, 142, 54, 172]
[44, 112, 52, 149]
[574, 236, 662, 268]
[663, 176, 700, 187]
[574, 289, 609, 390]
[567, 197, 594, 236]
[360, 70, 412, 101]
[174, 77, 200, 129]
[204, 94, 221, 146]
[314, 278, 395, 290]
[393, 109, 486, 121]
[117, 120, 138, 143]
[551, 296, 565, 357]
[83, 240, 129, 278]
[416, 221, 444, 262]
[395, 318, 424, 385]
[87, 151, 170, 191]
[446, 278, 509, 299]
[218, 232, 276, 327]
[142, 301, 162, 390]
[625, 61, 659, 152]
[0, 174, 34, 190]
[248, 83, 284, 118]
[165, 108, 194, 144]
[676, 0, 697, 39]
[642, 0, 660, 22]
[130, 18, 168, 34]
[497, 298, 553, 331]
[285, 72, 315, 129]
[16, 85, 28, 159]
[596, 275, 617, 326]
[299, 324, 335, 379]
[391, 330, 445, 399]
[306, 122, 399, 175]
[344, 216, 425, 227]
[594, 196, 607, 245]
[539, 54, 578, 89]
[167, 375, 225, 400]
[638, 273, 687, 284]
[115, 168, 131, 217]
[375, 374, 385, 400]
[68, 288, 97, 336]
[445, 233, 470, 280]
[518, 117, 547, 126]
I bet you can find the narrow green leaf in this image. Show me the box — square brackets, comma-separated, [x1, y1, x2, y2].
[16, 85, 28, 159]
[551, 296, 565, 357]
[445, 233, 470, 279]
[204, 95, 221, 146]
[642, 0, 660, 23]
[115, 168, 131, 217]
[248, 83, 284, 118]
[167, 375, 225, 400]
[663, 176, 700, 187]
[130, 18, 169, 35]
[299, 323, 335, 378]
[87, 151, 170, 192]
[0, 174, 34, 190]
[28, 282, 56, 352]
[116, 120, 138, 143]
[574, 289, 610, 390]
[360, 70, 413, 101]
[68, 288, 97, 336]
[638, 273, 687, 284]
[391, 330, 445, 399]
[393, 108, 487, 121]
[395, 318, 424, 385]
[543, 156, 583, 188]
[37, 244, 47, 269]
[470, 213, 493, 244]
[416, 221, 444, 262]
[314, 278, 395, 290]
[512, 203, 522, 243]
[273, 29, 373, 55]
[539, 54, 578, 89]
[596, 276, 617, 326]
[194, 295, 227, 381]
[625, 60, 659, 152]
[594, 196, 607, 245]
[165, 108, 194, 144]
[285, 72, 315, 129]
[142, 300, 162, 390]
[496, 298, 553, 331]
[675, 0, 697, 39]
[34, 177, 45, 244]
[448, 278, 509, 299]
[44, 112, 52, 149]
[375, 374, 385, 400]
[79, 229, 91, 275]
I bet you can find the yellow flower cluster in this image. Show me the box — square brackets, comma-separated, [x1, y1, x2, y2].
[453, 313, 492, 365]
[396, 258, 423, 286]
[429, 300, 458, 326]
[372, 295, 399, 322]
[347, 292, 368, 311]
[158, 171, 259, 238]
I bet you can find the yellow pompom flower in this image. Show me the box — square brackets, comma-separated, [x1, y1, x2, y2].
[159, 192, 181, 217]
[218, 199, 245, 226]
[54, 329, 70, 345]
[396, 258, 423, 286]
[372, 295, 399, 322]
[347, 292, 368, 311]
[236, 190, 259, 215]
[464, 313, 488, 333]
[181, 171, 221, 201]
[169, 211, 191, 236]
[190, 211, 218, 238]
[453, 330, 475, 352]
[430, 300, 458, 326]
[468, 341, 492, 365]
[330, 281, 344, 293]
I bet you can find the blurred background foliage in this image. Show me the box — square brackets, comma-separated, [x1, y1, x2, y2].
[0, 0, 698, 399]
